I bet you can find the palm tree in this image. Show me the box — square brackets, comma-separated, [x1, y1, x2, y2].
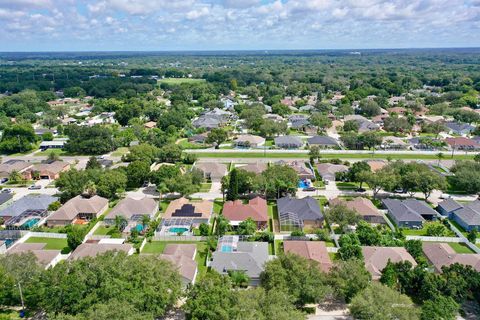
[157, 182, 169, 201]
[229, 270, 250, 288]
[114, 215, 127, 232]
[436, 152, 444, 166]
[8, 170, 22, 184]
[141, 214, 150, 228]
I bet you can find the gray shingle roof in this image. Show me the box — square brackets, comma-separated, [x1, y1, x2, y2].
[307, 136, 339, 146]
[454, 207, 480, 226]
[382, 198, 425, 223]
[274, 136, 303, 146]
[437, 198, 463, 213]
[0, 195, 57, 218]
[277, 196, 323, 221]
[210, 241, 269, 278]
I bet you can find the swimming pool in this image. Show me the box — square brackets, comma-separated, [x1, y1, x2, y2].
[298, 180, 309, 188]
[135, 224, 144, 232]
[169, 227, 189, 234]
[221, 245, 233, 252]
[22, 218, 40, 229]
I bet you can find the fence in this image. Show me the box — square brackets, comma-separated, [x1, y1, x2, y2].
[24, 232, 67, 239]
[405, 236, 462, 242]
[153, 235, 207, 241]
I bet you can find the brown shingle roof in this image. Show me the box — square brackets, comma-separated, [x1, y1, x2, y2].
[445, 137, 480, 148]
[423, 242, 480, 273]
[222, 197, 268, 224]
[362, 246, 417, 280]
[48, 195, 108, 222]
[30, 161, 70, 175]
[69, 243, 133, 260]
[106, 197, 158, 220]
[8, 243, 60, 267]
[283, 241, 332, 272]
[330, 197, 383, 219]
[163, 197, 212, 220]
[237, 163, 267, 174]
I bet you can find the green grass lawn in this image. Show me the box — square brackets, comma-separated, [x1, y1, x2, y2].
[336, 182, 362, 190]
[25, 237, 68, 251]
[448, 242, 475, 254]
[159, 200, 170, 213]
[275, 240, 284, 255]
[200, 182, 212, 192]
[189, 152, 475, 160]
[328, 252, 339, 261]
[213, 200, 223, 214]
[268, 203, 279, 233]
[158, 78, 205, 85]
[93, 225, 113, 236]
[325, 240, 336, 247]
[142, 241, 208, 274]
[178, 138, 210, 149]
[448, 219, 469, 237]
[35, 148, 69, 157]
[111, 147, 129, 157]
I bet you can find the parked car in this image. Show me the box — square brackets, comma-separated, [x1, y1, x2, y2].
[0, 178, 8, 184]
[303, 187, 316, 192]
[28, 185, 42, 190]
[1, 188, 12, 193]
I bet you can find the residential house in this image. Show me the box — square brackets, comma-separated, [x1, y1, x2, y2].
[158, 243, 198, 286]
[445, 121, 475, 136]
[236, 163, 267, 174]
[0, 193, 13, 208]
[289, 115, 310, 131]
[388, 96, 406, 106]
[203, 108, 233, 122]
[330, 197, 385, 224]
[277, 196, 324, 231]
[163, 197, 213, 226]
[445, 137, 480, 151]
[0, 160, 32, 179]
[423, 242, 480, 273]
[362, 246, 417, 280]
[47, 195, 109, 227]
[0, 195, 57, 230]
[277, 160, 315, 180]
[316, 163, 349, 182]
[188, 132, 208, 144]
[283, 240, 332, 272]
[263, 114, 284, 122]
[222, 197, 268, 229]
[39, 139, 68, 151]
[144, 121, 157, 129]
[211, 236, 270, 286]
[365, 160, 386, 172]
[387, 107, 407, 115]
[104, 197, 158, 233]
[447, 200, 480, 231]
[344, 115, 379, 133]
[69, 240, 134, 260]
[436, 198, 463, 217]
[383, 198, 437, 228]
[193, 162, 228, 181]
[192, 116, 221, 130]
[23, 161, 70, 180]
[307, 136, 339, 149]
[233, 135, 266, 148]
[274, 136, 303, 149]
[0, 241, 6, 254]
[381, 136, 408, 150]
[7, 243, 62, 268]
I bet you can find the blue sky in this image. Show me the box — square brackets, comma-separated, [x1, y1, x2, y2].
[0, 0, 479, 51]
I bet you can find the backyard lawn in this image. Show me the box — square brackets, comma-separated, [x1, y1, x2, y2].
[448, 242, 475, 254]
[35, 148, 69, 157]
[268, 203, 279, 233]
[93, 225, 113, 236]
[402, 228, 455, 237]
[213, 200, 223, 214]
[200, 183, 212, 192]
[141, 241, 208, 274]
[25, 237, 69, 251]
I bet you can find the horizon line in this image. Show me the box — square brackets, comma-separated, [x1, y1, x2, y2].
[1, 46, 480, 54]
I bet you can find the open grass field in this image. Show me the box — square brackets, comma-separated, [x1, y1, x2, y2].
[25, 237, 68, 251]
[111, 147, 129, 157]
[158, 78, 205, 85]
[141, 241, 208, 274]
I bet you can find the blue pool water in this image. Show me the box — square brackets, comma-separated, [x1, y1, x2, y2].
[298, 180, 309, 188]
[135, 224, 144, 232]
[169, 227, 189, 234]
[221, 245, 233, 252]
[22, 218, 40, 229]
